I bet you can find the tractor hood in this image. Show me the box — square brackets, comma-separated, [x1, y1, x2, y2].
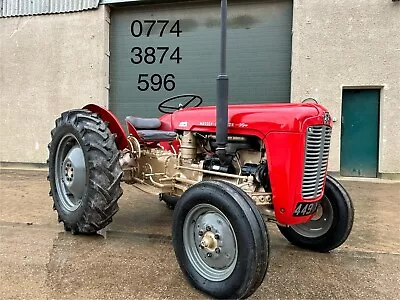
[169, 103, 326, 137]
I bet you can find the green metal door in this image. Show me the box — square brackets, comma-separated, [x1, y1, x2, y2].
[340, 89, 380, 177]
[109, 0, 293, 121]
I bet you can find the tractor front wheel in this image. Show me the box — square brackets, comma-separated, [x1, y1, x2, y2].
[278, 175, 354, 252]
[172, 180, 269, 299]
[48, 109, 123, 234]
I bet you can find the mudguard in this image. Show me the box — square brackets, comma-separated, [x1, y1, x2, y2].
[83, 104, 129, 150]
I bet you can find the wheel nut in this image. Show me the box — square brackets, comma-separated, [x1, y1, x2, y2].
[199, 230, 204, 236]
[207, 253, 212, 257]
[215, 248, 221, 254]
[206, 225, 211, 231]
[214, 233, 220, 240]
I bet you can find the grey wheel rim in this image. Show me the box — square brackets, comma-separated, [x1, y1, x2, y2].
[183, 204, 238, 282]
[290, 196, 333, 238]
[54, 134, 87, 212]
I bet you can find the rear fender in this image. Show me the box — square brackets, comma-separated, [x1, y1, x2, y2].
[125, 119, 142, 141]
[83, 104, 129, 150]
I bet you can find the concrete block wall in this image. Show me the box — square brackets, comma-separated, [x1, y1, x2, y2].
[291, 0, 400, 175]
[0, 6, 110, 163]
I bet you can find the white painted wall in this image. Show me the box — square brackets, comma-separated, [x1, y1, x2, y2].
[0, 6, 110, 163]
[291, 0, 400, 175]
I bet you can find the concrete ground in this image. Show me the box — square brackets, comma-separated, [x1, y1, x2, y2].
[0, 169, 399, 300]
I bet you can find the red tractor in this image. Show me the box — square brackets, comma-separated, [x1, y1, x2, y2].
[47, 1, 354, 299]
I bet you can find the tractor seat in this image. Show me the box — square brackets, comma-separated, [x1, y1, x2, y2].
[126, 116, 161, 129]
[137, 130, 177, 142]
[125, 116, 177, 142]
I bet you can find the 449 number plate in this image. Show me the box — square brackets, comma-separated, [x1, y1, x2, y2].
[293, 202, 319, 217]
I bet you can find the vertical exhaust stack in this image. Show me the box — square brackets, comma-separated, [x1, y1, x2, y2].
[216, 0, 230, 165]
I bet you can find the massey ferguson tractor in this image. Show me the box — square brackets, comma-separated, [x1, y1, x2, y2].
[47, 1, 354, 298]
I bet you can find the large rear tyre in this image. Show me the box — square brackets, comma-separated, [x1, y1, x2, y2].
[278, 175, 354, 252]
[48, 109, 123, 234]
[172, 180, 269, 299]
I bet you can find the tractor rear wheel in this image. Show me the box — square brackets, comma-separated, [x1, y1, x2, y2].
[48, 109, 123, 234]
[278, 175, 354, 252]
[172, 180, 269, 299]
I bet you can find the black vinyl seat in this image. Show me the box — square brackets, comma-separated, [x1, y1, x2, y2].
[125, 116, 177, 142]
[137, 130, 177, 142]
[125, 116, 161, 129]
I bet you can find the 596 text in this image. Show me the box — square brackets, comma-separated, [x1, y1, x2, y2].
[137, 74, 176, 92]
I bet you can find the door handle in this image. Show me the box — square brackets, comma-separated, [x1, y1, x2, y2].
[341, 116, 344, 137]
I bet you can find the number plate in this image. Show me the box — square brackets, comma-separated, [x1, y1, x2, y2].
[293, 202, 319, 217]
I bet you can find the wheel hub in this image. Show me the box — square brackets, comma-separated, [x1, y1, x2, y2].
[55, 134, 87, 212]
[200, 231, 218, 251]
[311, 203, 323, 220]
[183, 204, 238, 282]
[64, 161, 74, 182]
[195, 217, 236, 270]
[291, 196, 334, 238]
[62, 146, 86, 200]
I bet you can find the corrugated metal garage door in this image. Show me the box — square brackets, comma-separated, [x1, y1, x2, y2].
[109, 0, 293, 121]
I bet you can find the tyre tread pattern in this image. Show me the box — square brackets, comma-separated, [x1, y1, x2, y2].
[48, 109, 123, 234]
[211, 180, 270, 299]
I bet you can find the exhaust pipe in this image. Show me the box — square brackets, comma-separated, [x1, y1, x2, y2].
[216, 0, 230, 165]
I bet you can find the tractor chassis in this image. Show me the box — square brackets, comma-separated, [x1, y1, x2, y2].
[119, 135, 276, 221]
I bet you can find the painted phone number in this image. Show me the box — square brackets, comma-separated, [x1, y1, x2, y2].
[130, 20, 182, 92]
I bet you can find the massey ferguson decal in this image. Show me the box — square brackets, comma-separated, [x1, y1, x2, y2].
[199, 121, 249, 128]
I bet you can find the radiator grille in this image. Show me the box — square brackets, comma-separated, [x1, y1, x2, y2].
[302, 125, 332, 199]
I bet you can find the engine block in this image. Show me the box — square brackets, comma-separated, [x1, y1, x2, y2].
[119, 132, 274, 218]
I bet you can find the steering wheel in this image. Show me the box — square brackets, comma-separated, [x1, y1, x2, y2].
[158, 94, 203, 114]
